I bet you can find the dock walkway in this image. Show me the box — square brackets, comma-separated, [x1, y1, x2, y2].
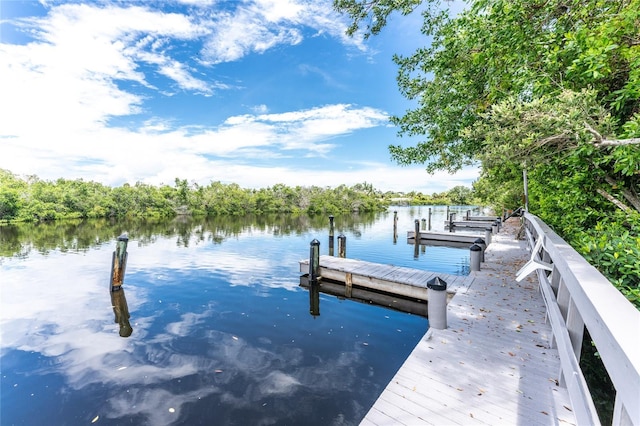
[361, 218, 577, 425]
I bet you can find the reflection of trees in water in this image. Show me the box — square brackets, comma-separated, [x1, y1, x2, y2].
[0, 211, 382, 257]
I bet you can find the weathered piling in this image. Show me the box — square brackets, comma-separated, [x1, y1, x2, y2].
[428, 208, 432, 230]
[309, 239, 320, 282]
[393, 211, 398, 244]
[470, 243, 482, 271]
[110, 233, 129, 291]
[427, 277, 447, 330]
[448, 213, 455, 233]
[421, 218, 427, 230]
[492, 221, 499, 235]
[466, 210, 471, 220]
[337, 234, 346, 258]
[328, 215, 335, 256]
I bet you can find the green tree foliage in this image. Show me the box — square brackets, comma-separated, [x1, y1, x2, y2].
[335, 0, 640, 307]
[0, 170, 389, 223]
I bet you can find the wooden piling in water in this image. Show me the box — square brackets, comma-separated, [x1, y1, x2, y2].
[110, 233, 129, 291]
[337, 234, 346, 258]
[309, 239, 320, 282]
[393, 211, 398, 244]
[328, 215, 335, 256]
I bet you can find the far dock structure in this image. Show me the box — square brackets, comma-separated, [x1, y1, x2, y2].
[407, 230, 484, 248]
[361, 215, 640, 426]
[299, 255, 475, 303]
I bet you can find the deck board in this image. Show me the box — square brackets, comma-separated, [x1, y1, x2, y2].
[360, 218, 577, 425]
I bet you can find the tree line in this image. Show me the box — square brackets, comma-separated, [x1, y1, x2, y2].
[0, 169, 481, 224]
[0, 170, 392, 222]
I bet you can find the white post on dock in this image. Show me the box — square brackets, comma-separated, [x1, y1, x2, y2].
[474, 238, 486, 262]
[427, 277, 447, 330]
[492, 221, 499, 235]
[470, 244, 482, 271]
[485, 227, 492, 246]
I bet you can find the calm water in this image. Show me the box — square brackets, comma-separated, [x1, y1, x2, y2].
[1, 206, 482, 425]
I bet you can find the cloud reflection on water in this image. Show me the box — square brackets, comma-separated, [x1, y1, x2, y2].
[1, 232, 381, 425]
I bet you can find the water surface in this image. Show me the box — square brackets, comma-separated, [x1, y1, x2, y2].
[0, 206, 481, 425]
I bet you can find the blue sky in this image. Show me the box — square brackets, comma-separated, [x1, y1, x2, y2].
[0, 0, 478, 193]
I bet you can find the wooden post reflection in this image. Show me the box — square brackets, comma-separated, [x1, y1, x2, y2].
[309, 281, 320, 317]
[111, 286, 133, 337]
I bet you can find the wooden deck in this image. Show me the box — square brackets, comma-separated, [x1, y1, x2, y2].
[360, 218, 577, 425]
[299, 255, 475, 301]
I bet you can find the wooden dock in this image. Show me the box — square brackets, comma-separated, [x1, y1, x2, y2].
[360, 218, 577, 425]
[446, 220, 495, 229]
[407, 231, 483, 244]
[299, 255, 475, 301]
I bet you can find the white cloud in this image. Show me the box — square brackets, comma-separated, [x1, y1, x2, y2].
[0, 1, 477, 194]
[199, 0, 363, 64]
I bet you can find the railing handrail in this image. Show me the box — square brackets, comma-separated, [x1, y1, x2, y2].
[523, 212, 640, 425]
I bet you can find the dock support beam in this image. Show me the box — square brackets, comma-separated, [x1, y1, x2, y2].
[427, 277, 447, 330]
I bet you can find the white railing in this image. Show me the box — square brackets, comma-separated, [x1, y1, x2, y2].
[518, 212, 640, 425]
